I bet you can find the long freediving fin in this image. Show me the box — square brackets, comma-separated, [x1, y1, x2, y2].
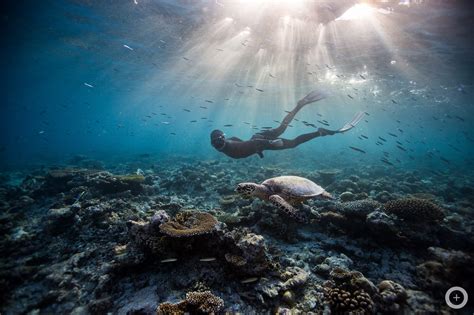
[337, 111, 364, 133]
[297, 88, 329, 107]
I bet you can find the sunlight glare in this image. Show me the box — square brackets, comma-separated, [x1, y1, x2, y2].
[336, 4, 375, 21]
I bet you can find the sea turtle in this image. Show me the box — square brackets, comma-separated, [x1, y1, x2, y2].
[235, 175, 333, 222]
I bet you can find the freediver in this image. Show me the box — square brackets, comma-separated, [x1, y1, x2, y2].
[210, 89, 364, 159]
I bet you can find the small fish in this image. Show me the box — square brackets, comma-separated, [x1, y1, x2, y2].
[224, 124, 233, 127]
[205, 100, 214, 103]
[199, 258, 216, 262]
[361, 135, 368, 139]
[364, 112, 370, 116]
[349, 146, 366, 153]
[261, 127, 273, 129]
[359, 74, 366, 79]
[200, 106, 208, 109]
[455, 115, 465, 122]
[316, 113, 323, 117]
[183, 109, 191, 112]
[388, 132, 398, 137]
[378, 137, 387, 142]
[243, 122, 251, 125]
[396, 141, 403, 145]
[161, 121, 170, 124]
[256, 88, 264, 92]
[347, 94, 354, 99]
[235, 83, 243, 87]
[391, 99, 398, 104]
[216, 48, 224, 51]
[396, 145, 407, 152]
[241, 277, 259, 284]
[183, 57, 190, 61]
[381, 159, 394, 166]
[38, 130, 45, 134]
[161, 258, 177, 263]
[440, 157, 450, 164]
[170, 132, 176, 135]
[190, 120, 197, 123]
[123, 44, 134, 50]
[398, 128, 404, 133]
[376, 141, 383, 145]
[84, 82, 94, 88]
[269, 73, 276, 78]
[317, 120, 330, 126]
[247, 85, 253, 88]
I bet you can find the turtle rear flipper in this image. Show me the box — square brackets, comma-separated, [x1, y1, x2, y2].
[269, 195, 307, 223]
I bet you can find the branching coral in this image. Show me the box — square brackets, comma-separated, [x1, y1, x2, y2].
[156, 301, 186, 315]
[157, 291, 224, 314]
[324, 287, 374, 313]
[334, 199, 381, 219]
[383, 198, 444, 222]
[159, 211, 218, 237]
[185, 291, 225, 313]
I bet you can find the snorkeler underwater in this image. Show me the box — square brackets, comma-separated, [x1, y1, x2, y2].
[1, 0, 473, 313]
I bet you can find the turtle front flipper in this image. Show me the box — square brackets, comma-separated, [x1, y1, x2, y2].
[269, 195, 307, 223]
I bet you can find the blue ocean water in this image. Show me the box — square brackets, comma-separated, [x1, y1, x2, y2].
[2, 0, 473, 170]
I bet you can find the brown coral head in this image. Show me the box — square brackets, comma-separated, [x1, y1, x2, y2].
[159, 211, 218, 238]
[383, 198, 445, 223]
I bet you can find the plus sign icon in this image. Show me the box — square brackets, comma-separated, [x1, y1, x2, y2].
[445, 286, 468, 310]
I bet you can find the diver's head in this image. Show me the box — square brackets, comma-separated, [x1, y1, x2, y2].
[235, 182, 258, 198]
[211, 129, 226, 150]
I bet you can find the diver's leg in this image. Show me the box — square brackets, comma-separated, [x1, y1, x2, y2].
[265, 128, 337, 150]
[253, 89, 328, 140]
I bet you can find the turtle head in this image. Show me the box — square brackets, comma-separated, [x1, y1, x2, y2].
[235, 183, 258, 198]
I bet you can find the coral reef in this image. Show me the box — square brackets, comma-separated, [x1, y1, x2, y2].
[1, 157, 473, 314]
[159, 211, 218, 238]
[157, 291, 224, 314]
[383, 198, 445, 223]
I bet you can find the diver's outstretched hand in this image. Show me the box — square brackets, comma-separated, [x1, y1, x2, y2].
[337, 111, 364, 133]
[297, 89, 328, 107]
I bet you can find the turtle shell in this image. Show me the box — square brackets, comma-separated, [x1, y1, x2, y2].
[262, 176, 325, 198]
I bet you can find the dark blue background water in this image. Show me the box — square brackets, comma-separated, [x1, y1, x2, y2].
[2, 0, 473, 170]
